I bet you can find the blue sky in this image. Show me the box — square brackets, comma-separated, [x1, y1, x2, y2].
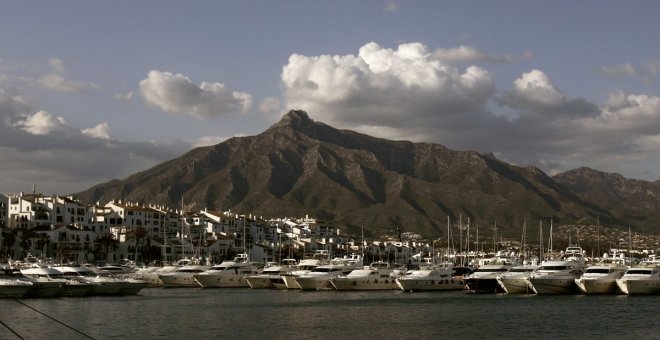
[1, 1, 660, 194]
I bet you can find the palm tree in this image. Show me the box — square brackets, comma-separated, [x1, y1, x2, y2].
[95, 232, 119, 264]
[131, 227, 147, 263]
[2, 231, 16, 259]
[36, 233, 50, 257]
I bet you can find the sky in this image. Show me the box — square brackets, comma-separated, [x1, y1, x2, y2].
[1, 1, 660, 195]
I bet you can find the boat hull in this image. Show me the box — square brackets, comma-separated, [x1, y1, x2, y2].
[616, 279, 660, 295]
[331, 277, 399, 290]
[396, 278, 463, 292]
[193, 274, 250, 288]
[497, 277, 533, 294]
[294, 276, 333, 291]
[530, 277, 579, 294]
[464, 278, 504, 294]
[575, 278, 619, 295]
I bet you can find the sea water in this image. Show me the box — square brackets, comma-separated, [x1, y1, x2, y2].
[1, 288, 659, 339]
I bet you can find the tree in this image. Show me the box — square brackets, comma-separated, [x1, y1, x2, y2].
[19, 238, 31, 259]
[95, 232, 119, 264]
[35, 233, 50, 257]
[130, 227, 147, 263]
[2, 231, 16, 259]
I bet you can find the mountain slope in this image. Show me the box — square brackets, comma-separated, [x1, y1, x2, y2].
[553, 167, 660, 233]
[75, 110, 622, 236]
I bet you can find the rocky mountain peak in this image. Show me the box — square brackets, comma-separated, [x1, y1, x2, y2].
[271, 110, 317, 132]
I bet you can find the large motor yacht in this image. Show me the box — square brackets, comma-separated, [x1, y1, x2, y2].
[575, 264, 627, 295]
[496, 265, 539, 294]
[616, 265, 660, 295]
[193, 254, 261, 288]
[330, 261, 403, 290]
[294, 254, 363, 291]
[528, 246, 586, 294]
[396, 263, 470, 292]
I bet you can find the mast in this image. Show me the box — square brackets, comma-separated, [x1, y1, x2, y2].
[493, 222, 497, 254]
[628, 226, 632, 267]
[466, 217, 470, 263]
[446, 216, 450, 262]
[539, 220, 544, 262]
[548, 218, 553, 258]
[180, 196, 185, 261]
[597, 216, 601, 257]
[459, 214, 463, 266]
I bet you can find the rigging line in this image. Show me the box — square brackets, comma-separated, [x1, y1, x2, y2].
[13, 299, 96, 340]
[0, 318, 24, 340]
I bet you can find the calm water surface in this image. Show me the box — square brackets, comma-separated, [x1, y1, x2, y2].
[1, 288, 659, 339]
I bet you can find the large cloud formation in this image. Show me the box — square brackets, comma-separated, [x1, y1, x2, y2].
[139, 70, 252, 118]
[282, 42, 660, 179]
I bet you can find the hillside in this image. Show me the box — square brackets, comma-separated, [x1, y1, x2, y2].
[75, 110, 626, 236]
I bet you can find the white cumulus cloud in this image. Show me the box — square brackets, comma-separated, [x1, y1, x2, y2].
[139, 70, 253, 119]
[13, 110, 71, 135]
[82, 122, 111, 140]
[282, 41, 496, 136]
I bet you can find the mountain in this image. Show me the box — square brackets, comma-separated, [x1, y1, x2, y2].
[75, 110, 627, 236]
[553, 167, 660, 233]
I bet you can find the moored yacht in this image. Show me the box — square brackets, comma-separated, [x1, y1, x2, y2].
[294, 254, 363, 291]
[0, 278, 33, 298]
[21, 267, 92, 297]
[528, 247, 586, 294]
[193, 254, 261, 288]
[53, 266, 127, 296]
[496, 265, 539, 294]
[396, 263, 470, 292]
[616, 265, 660, 295]
[10, 267, 62, 298]
[158, 265, 211, 287]
[245, 260, 297, 289]
[464, 256, 518, 293]
[575, 264, 627, 295]
[330, 261, 403, 290]
[282, 252, 328, 289]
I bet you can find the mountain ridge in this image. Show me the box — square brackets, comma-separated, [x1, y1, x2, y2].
[74, 110, 656, 235]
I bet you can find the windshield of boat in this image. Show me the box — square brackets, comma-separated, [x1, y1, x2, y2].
[585, 268, 612, 274]
[474, 268, 509, 272]
[626, 269, 652, 275]
[540, 266, 569, 270]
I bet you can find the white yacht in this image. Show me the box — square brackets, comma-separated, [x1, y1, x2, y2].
[575, 264, 627, 295]
[8, 267, 62, 298]
[193, 254, 261, 288]
[158, 265, 211, 287]
[330, 262, 402, 290]
[281, 252, 328, 289]
[0, 278, 33, 298]
[294, 254, 363, 291]
[496, 265, 539, 294]
[53, 266, 132, 296]
[245, 260, 296, 289]
[528, 246, 586, 294]
[21, 267, 92, 297]
[464, 256, 518, 293]
[396, 263, 469, 292]
[616, 266, 660, 295]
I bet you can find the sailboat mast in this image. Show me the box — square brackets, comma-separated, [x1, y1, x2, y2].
[597, 216, 601, 257]
[539, 220, 544, 261]
[446, 216, 450, 262]
[180, 196, 185, 261]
